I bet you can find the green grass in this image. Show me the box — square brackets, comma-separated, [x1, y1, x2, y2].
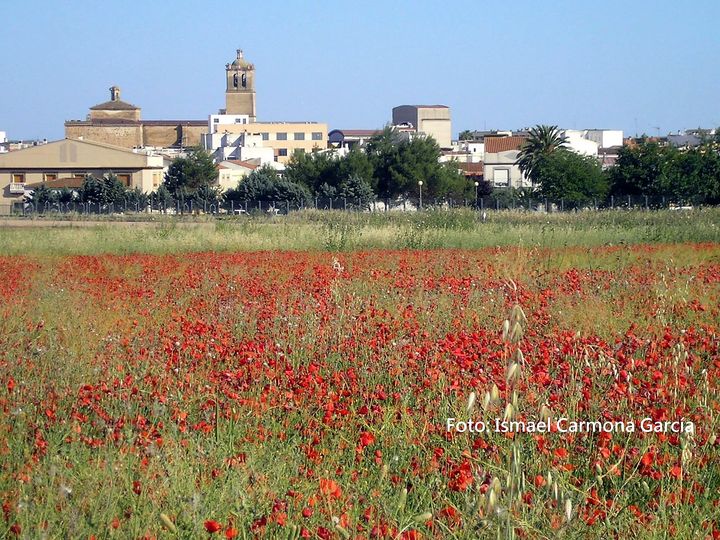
[0, 208, 718, 255]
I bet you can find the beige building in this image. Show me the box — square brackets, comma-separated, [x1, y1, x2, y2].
[0, 138, 166, 212]
[65, 86, 206, 149]
[483, 136, 530, 188]
[216, 160, 259, 191]
[392, 105, 452, 148]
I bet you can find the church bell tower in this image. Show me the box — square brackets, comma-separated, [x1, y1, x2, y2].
[225, 49, 256, 121]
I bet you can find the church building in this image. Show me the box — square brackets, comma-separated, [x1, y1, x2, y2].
[65, 86, 206, 149]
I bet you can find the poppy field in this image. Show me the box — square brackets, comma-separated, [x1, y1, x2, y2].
[1, 243, 719, 538]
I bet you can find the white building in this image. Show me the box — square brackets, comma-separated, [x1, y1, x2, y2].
[208, 114, 250, 134]
[584, 129, 624, 149]
[562, 130, 600, 157]
[202, 131, 275, 164]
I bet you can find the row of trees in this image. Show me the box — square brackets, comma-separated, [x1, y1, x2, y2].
[157, 130, 487, 208]
[516, 125, 720, 206]
[28, 174, 151, 208]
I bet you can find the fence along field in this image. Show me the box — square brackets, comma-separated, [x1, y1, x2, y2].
[0, 214, 719, 538]
[1, 192, 704, 217]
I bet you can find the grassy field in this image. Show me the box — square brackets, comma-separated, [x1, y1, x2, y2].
[1, 211, 719, 538]
[0, 207, 718, 255]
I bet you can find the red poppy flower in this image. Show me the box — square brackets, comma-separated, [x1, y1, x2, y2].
[204, 520, 222, 533]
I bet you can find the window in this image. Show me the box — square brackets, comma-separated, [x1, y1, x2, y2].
[276, 132, 287, 141]
[12, 173, 25, 183]
[44, 173, 57, 182]
[294, 132, 305, 141]
[261, 132, 269, 141]
[117, 174, 131, 187]
[278, 148, 288, 157]
[153, 172, 162, 187]
[312, 132, 323, 141]
[493, 169, 509, 187]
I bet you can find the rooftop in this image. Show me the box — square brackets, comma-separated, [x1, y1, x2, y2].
[484, 136, 527, 154]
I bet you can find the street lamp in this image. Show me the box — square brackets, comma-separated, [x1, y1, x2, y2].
[418, 180, 423, 210]
[474, 181, 479, 209]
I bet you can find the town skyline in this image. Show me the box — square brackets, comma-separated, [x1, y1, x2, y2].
[2, 0, 719, 141]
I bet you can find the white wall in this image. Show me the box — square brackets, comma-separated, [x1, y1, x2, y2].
[564, 133, 599, 156]
[584, 130, 623, 149]
[209, 114, 250, 134]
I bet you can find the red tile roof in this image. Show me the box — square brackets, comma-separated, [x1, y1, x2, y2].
[458, 162, 484, 175]
[484, 136, 527, 154]
[26, 177, 86, 189]
[226, 160, 259, 170]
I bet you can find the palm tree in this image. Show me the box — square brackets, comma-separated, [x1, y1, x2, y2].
[516, 125, 568, 184]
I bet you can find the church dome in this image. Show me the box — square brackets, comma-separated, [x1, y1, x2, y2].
[231, 49, 252, 69]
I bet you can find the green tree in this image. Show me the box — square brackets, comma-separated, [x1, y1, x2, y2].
[25, 184, 56, 210]
[56, 187, 76, 204]
[226, 165, 311, 207]
[610, 142, 666, 197]
[335, 174, 375, 209]
[535, 149, 609, 207]
[125, 187, 150, 209]
[163, 149, 218, 201]
[516, 125, 568, 184]
[151, 185, 174, 209]
[284, 151, 340, 194]
[366, 128, 455, 201]
[338, 148, 373, 188]
[659, 147, 720, 204]
[103, 173, 128, 207]
[458, 130, 474, 141]
[79, 175, 106, 205]
[192, 184, 223, 208]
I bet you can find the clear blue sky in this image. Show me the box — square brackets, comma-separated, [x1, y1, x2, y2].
[2, 0, 719, 141]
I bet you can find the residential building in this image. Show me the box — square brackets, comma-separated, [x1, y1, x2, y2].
[392, 105, 452, 148]
[202, 131, 275, 164]
[583, 129, 624, 150]
[441, 140, 484, 164]
[483, 136, 529, 188]
[562, 130, 600, 156]
[65, 86, 206, 149]
[216, 160, 259, 191]
[213, 121, 327, 164]
[328, 129, 382, 150]
[0, 138, 166, 212]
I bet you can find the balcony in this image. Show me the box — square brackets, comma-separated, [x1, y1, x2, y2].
[9, 183, 26, 194]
